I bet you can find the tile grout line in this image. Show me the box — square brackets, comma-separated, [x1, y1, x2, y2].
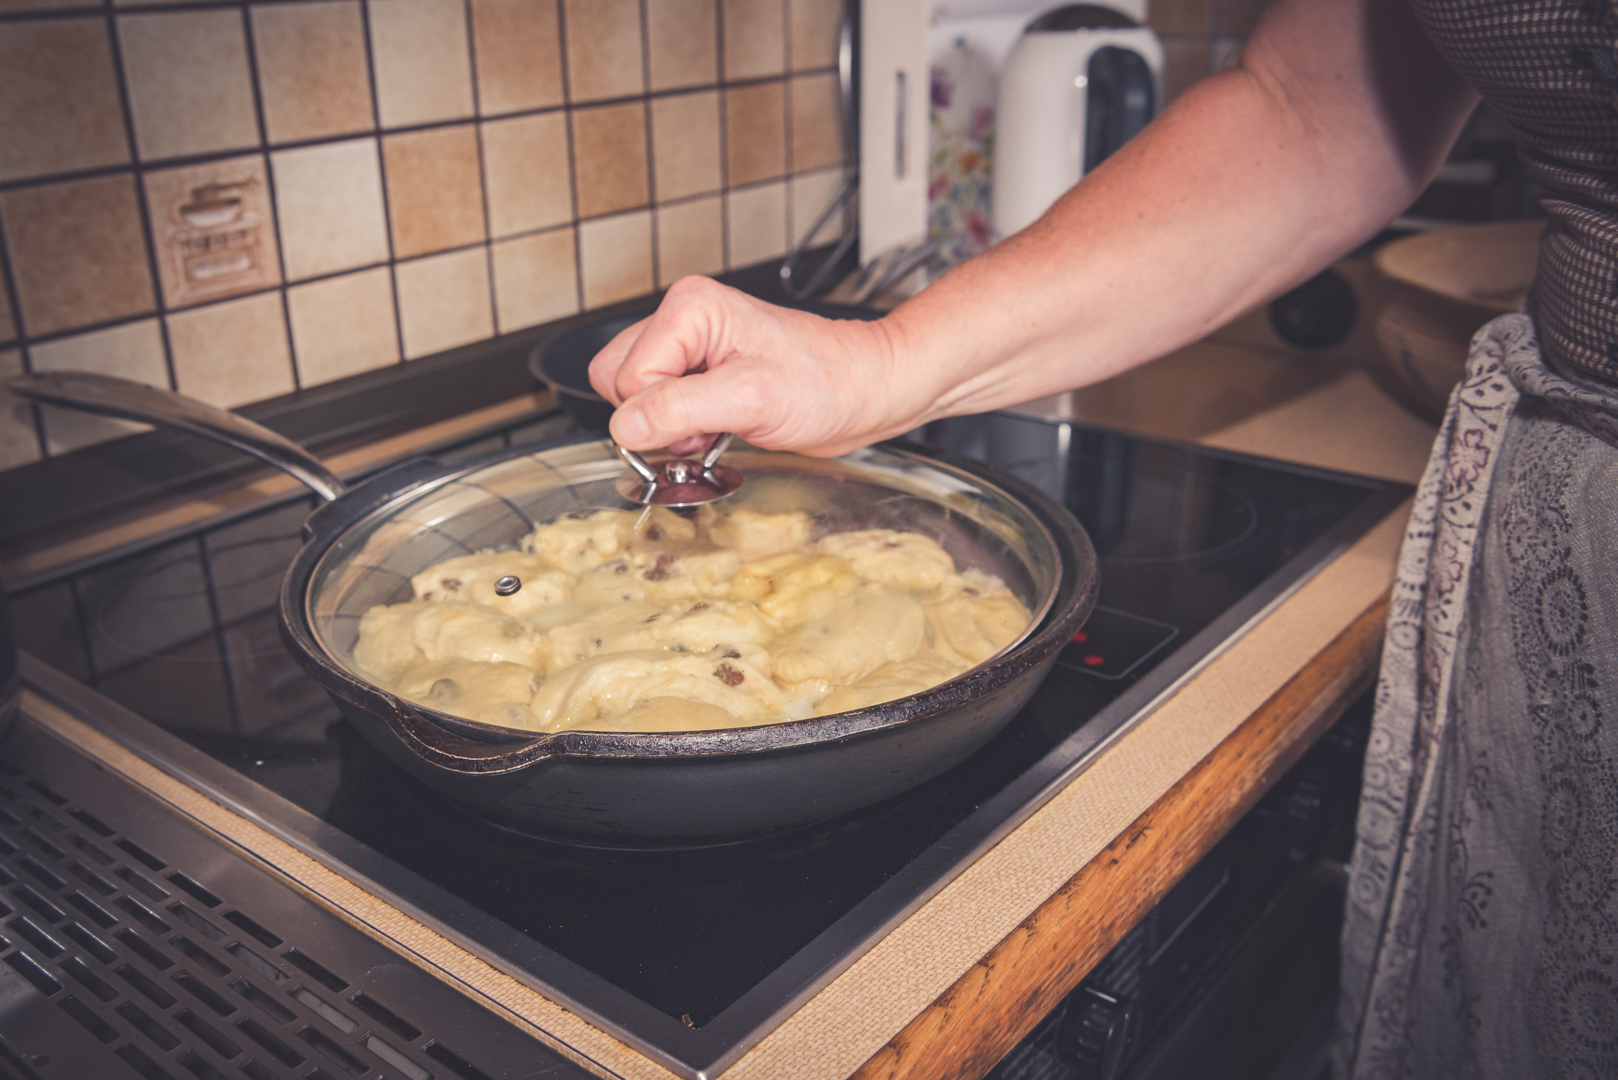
[357, 0, 408, 370]
[717, 0, 732, 273]
[640, 0, 660, 291]
[557, 0, 586, 316]
[463, 0, 501, 338]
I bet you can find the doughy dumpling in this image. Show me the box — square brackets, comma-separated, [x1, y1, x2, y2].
[411, 552, 572, 616]
[523, 508, 695, 575]
[768, 585, 927, 691]
[352, 601, 548, 682]
[814, 653, 963, 715]
[391, 659, 536, 728]
[707, 509, 812, 561]
[528, 649, 787, 731]
[730, 554, 862, 626]
[815, 530, 956, 591]
[925, 571, 1031, 667]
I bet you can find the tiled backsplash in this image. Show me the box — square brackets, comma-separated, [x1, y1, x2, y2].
[1147, 0, 1264, 102]
[0, 0, 851, 470]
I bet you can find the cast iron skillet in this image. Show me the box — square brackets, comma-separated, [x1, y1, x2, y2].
[530, 300, 883, 430]
[8, 370, 1097, 844]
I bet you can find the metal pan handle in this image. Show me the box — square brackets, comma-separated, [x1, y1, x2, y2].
[7, 371, 346, 503]
[382, 699, 555, 774]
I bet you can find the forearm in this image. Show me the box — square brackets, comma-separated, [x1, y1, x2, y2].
[878, 0, 1479, 426]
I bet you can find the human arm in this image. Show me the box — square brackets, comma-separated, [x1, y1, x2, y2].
[591, 0, 1479, 457]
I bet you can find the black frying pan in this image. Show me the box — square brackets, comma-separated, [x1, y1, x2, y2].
[530, 300, 883, 430]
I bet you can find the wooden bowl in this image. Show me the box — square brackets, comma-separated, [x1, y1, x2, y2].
[1369, 219, 1545, 421]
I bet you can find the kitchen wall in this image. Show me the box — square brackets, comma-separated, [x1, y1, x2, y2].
[1147, 0, 1263, 101]
[0, 0, 850, 469]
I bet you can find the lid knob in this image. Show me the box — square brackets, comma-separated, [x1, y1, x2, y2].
[614, 434, 743, 507]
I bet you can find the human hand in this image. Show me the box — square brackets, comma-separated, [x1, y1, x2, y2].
[588, 276, 918, 458]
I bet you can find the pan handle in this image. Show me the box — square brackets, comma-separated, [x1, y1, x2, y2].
[383, 698, 554, 774]
[7, 371, 346, 503]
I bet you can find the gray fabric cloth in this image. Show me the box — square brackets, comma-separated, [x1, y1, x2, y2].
[1336, 313, 1618, 1078]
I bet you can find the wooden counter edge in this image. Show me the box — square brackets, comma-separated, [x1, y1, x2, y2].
[853, 588, 1391, 1080]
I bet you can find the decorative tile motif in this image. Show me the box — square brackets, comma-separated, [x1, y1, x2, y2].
[117, 10, 260, 162]
[395, 247, 494, 359]
[0, 19, 128, 183]
[382, 125, 486, 259]
[251, 1, 374, 144]
[1, 174, 155, 337]
[142, 155, 282, 310]
[271, 138, 391, 281]
[471, 0, 565, 115]
[368, 0, 476, 129]
[166, 292, 296, 409]
[492, 228, 579, 331]
[286, 267, 400, 385]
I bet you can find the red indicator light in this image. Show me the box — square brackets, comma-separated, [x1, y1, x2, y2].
[1072, 631, 1088, 642]
[1084, 655, 1104, 667]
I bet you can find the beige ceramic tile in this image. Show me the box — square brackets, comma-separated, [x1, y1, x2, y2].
[1219, 0, 1269, 36]
[118, 10, 260, 162]
[471, 0, 565, 114]
[0, 350, 41, 472]
[572, 102, 650, 219]
[790, 71, 843, 172]
[789, 0, 842, 71]
[287, 267, 400, 385]
[491, 228, 579, 331]
[252, 1, 374, 144]
[578, 210, 653, 309]
[395, 247, 494, 359]
[725, 81, 786, 186]
[481, 113, 572, 237]
[0, 19, 129, 183]
[29, 320, 168, 454]
[167, 292, 296, 409]
[562, 0, 644, 103]
[1162, 40, 1212, 103]
[369, 0, 476, 128]
[726, 180, 786, 268]
[790, 165, 846, 246]
[382, 125, 486, 259]
[651, 91, 721, 201]
[271, 138, 391, 281]
[647, 0, 717, 92]
[1147, 0, 1213, 36]
[0, 0, 103, 10]
[723, 0, 784, 81]
[656, 197, 723, 286]
[143, 155, 282, 311]
[1, 174, 155, 337]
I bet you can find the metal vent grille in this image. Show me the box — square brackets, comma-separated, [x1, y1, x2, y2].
[0, 763, 502, 1080]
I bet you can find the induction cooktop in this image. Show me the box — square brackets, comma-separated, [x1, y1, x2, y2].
[7, 410, 1409, 1078]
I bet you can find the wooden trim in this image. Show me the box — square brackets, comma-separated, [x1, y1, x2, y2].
[852, 592, 1389, 1080]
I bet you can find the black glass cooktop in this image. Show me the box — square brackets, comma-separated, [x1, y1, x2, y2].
[13, 412, 1408, 1078]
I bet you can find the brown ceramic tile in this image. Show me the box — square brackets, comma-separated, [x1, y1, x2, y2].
[252, 1, 374, 144]
[143, 155, 282, 311]
[723, 0, 784, 81]
[0, 19, 129, 183]
[271, 138, 390, 281]
[0, 0, 103, 10]
[578, 210, 653, 308]
[572, 101, 651, 218]
[789, 0, 841, 71]
[118, 10, 260, 162]
[286, 267, 400, 385]
[651, 90, 721, 201]
[789, 72, 843, 172]
[790, 165, 846, 246]
[562, 0, 644, 103]
[369, 0, 476, 128]
[167, 292, 296, 409]
[725, 81, 785, 186]
[382, 125, 486, 259]
[656, 197, 723, 286]
[471, 0, 565, 114]
[1219, 0, 1269, 36]
[1147, 0, 1213, 36]
[491, 228, 578, 331]
[726, 180, 785, 267]
[482, 112, 572, 238]
[29, 320, 168, 454]
[0, 349, 41, 472]
[647, 0, 718, 92]
[395, 247, 494, 359]
[1162, 40, 1212, 103]
[2, 174, 155, 337]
